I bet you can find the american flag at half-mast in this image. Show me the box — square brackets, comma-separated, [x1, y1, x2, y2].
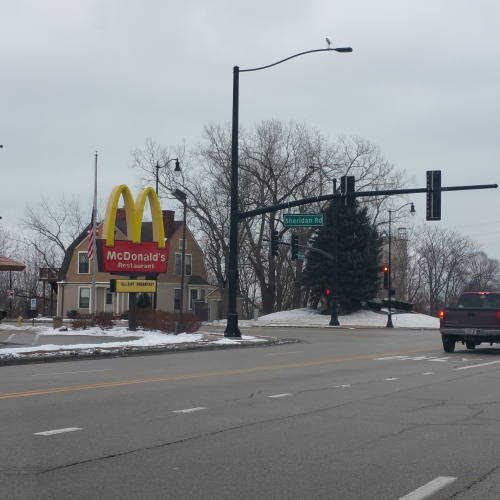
[87, 209, 98, 260]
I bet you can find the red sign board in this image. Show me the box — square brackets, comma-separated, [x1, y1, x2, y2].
[97, 240, 169, 274]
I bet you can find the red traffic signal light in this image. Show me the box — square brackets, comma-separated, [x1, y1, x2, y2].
[325, 289, 330, 295]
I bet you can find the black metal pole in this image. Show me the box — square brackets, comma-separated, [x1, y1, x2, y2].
[153, 163, 160, 311]
[386, 210, 393, 328]
[330, 179, 339, 326]
[175, 201, 187, 334]
[9, 270, 12, 319]
[129, 276, 137, 331]
[225, 66, 241, 337]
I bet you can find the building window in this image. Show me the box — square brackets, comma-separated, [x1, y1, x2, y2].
[200, 289, 206, 300]
[106, 289, 113, 305]
[174, 289, 181, 310]
[190, 289, 198, 310]
[174, 254, 192, 276]
[79, 287, 90, 309]
[174, 254, 181, 275]
[78, 252, 89, 274]
[179, 238, 186, 250]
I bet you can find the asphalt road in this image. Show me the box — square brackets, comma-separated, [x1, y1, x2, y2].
[1, 326, 500, 499]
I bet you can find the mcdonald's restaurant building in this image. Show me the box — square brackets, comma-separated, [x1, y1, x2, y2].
[56, 209, 214, 317]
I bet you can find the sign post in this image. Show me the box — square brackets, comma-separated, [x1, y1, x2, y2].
[30, 298, 36, 326]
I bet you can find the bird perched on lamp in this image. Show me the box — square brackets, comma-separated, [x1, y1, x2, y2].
[326, 38, 332, 49]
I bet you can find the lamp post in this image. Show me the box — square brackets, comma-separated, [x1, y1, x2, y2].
[386, 202, 416, 328]
[225, 46, 352, 337]
[154, 158, 180, 310]
[155, 158, 180, 196]
[172, 187, 187, 335]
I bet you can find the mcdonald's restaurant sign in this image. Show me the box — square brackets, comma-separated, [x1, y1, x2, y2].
[96, 185, 169, 274]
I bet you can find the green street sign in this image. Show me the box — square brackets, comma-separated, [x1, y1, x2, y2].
[297, 252, 305, 260]
[283, 214, 324, 227]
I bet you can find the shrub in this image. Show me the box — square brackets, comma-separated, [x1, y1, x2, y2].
[67, 310, 79, 319]
[135, 309, 201, 334]
[137, 293, 152, 309]
[71, 312, 116, 330]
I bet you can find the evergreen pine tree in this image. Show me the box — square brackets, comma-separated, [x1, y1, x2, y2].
[136, 292, 152, 309]
[302, 201, 381, 313]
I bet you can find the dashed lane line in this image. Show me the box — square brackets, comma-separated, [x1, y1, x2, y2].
[398, 476, 456, 499]
[268, 393, 293, 398]
[172, 407, 207, 414]
[31, 369, 115, 376]
[0, 347, 437, 400]
[34, 427, 83, 436]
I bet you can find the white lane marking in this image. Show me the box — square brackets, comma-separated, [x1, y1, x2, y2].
[398, 476, 456, 499]
[5, 334, 15, 343]
[34, 427, 83, 436]
[456, 360, 500, 370]
[172, 407, 207, 413]
[383, 378, 398, 381]
[334, 385, 352, 388]
[267, 351, 302, 356]
[268, 393, 293, 398]
[31, 369, 114, 376]
[31, 333, 41, 346]
[374, 355, 451, 362]
[422, 372, 434, 375]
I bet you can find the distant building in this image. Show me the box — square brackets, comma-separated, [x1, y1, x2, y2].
[56, 209, 214, 317]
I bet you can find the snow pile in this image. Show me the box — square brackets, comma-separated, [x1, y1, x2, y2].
[214, 308, 439, 329]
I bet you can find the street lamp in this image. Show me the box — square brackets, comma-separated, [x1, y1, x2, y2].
[155, 158, 179, 196]
[386, 202, 416, 328]
[172, 187, 187, 335]
[225, 45, 352, 337]
[153, 158, 180, 311]
[309, 165, 340, 326]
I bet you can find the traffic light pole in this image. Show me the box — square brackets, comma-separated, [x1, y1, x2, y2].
[330, 180, 339, 326]
[387, 210, 393, 328]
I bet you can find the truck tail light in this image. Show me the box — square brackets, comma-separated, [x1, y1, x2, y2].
[439, 309, 444, 323]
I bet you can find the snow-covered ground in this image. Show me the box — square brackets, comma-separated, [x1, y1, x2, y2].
[0, 308, 438, 359]
[212, 308, 440, 329]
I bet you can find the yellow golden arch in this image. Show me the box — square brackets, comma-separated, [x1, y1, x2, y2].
[101, 185, 166, 249]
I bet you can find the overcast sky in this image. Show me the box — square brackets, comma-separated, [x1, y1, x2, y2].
[1, 0, 499, 260]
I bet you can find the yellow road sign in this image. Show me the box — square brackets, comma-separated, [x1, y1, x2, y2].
[111, 279, 156, 293]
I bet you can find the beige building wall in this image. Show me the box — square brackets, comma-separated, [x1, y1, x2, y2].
[58, 219, 213, 317]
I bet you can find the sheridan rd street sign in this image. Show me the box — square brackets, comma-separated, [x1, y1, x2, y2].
[283, 214, 324, 227]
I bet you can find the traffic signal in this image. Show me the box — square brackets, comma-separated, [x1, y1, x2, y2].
[340, 175, 355, 207]
[382, 265, 389, 289]
[426, 170, 441, 221]
[291, 233, 299, 260]
[270, 229, 279, 257]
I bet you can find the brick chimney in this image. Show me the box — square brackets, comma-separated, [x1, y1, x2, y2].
[116, 208, 126, 220]
[162, 210, 175, 237]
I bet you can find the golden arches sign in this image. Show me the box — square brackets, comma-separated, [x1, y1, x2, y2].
[102, 185, 165, 248]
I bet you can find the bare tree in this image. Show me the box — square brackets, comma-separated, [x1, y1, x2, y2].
[132, 121, 414, 316]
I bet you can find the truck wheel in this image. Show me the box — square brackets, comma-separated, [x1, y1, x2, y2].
[443, 340, 455, 353]
[466, 341, 476, 350]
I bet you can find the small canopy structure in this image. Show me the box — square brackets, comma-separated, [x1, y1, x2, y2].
[0, 255, 26, 272]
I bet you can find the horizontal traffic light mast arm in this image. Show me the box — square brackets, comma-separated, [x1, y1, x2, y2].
[238, 183, 498, 220]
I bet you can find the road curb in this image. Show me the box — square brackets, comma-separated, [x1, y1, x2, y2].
[0, 337, 299, 367]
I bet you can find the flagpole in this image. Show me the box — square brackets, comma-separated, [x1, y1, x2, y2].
[91, 151, 98, 315]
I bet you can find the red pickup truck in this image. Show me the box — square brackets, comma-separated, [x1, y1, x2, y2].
[439, 292, 500, 352]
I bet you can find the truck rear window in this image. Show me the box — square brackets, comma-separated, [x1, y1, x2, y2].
[457, 294, 500, 308]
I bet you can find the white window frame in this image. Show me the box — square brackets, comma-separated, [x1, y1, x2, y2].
[78, 286, 90, 309]
[179, 238, 186, 250]
[173, 288, 181, 310]
[189, 288, 198, 310]
[77, 251, 89, 274]
[174, 253, 192, 276]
